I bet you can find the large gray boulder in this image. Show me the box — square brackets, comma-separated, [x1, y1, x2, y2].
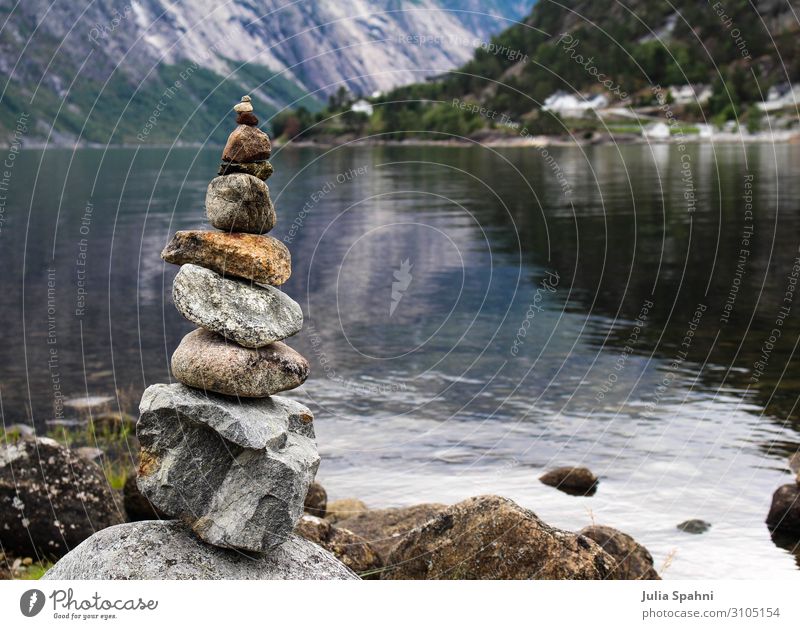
[43, 521, 357, 580]
[205, 173, 275, 234]
[171, 329, 309, 397]
[0, 436, 124, 558]
[173, 264, 302, 348]
[136, 383, 319, 553]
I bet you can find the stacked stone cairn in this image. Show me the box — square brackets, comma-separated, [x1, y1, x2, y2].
[136, 96, 318, 554]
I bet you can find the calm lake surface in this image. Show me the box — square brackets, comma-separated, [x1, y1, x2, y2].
[1, 143, 799, 578]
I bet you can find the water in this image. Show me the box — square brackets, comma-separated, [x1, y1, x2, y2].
[1, 143, 799, 578]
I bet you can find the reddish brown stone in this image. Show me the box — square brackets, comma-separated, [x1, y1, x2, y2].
[222, 124, 271, 162]
[236, 111, 259, 126]
[161, 230, 291, 285]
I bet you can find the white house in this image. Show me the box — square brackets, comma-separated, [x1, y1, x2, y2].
[542, 91, 608, 118]
[351, 99, 374, 116]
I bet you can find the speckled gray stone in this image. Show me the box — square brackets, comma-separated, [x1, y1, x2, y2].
[42, 521, 357, 580]
[206, 174, 275, 234]
[171, 328, 309, 397]
[173, 264, 302, 348]
[136, 383, 319, 553]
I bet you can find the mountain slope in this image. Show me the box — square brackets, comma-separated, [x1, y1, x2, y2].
[0, 0, 532, 144]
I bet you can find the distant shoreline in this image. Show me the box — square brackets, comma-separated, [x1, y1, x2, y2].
[11, 130, 800, 151]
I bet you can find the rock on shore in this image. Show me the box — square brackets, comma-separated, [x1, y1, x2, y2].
[384, 495, 615, 579]
[580, 525, 660, 579]
[295, 515, 382, 576]
[766, 484, 800, 536]
[43, 521, 357, 580]
[0, 437, 124, 558]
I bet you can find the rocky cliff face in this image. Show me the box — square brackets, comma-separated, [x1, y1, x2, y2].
[0, 0, 531, 143]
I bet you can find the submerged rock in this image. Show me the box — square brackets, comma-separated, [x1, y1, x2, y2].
[384, 495, 615, 579]
[335, 503, 446, 563]
[218, 160, 273, 180]
[580, 525, 660, 579]
[677, 519, 712, 534]
[171, 329, 309, 397]
[136, 383, 318, 552]
[205, 174, 276, 234]
[539, 466, 598, 496]
[304, 481, 328, 517]
[766, 484, 800, 536]
[0, 437, 124, 558]
[222, 124, 272, 162]
[161, 230, 291, 285]
[173, 264, 302, 348]
[43, 521, 357, 580]
[296, 515, 382, 577]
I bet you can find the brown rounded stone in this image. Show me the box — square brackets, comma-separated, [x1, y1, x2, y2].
[580, 525, 660, 580]
[171, 328, 309, 397]
[161, 230, 291, 285]
[236, 111, 259, 126]
[295, 515, 382, 577]
[222, 124, 271, 162]
[384, 496, 616, 579]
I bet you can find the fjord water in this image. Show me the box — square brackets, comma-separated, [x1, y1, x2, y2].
[1, 143, 799, 578]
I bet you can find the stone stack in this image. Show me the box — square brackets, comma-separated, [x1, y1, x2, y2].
[137, 96, 318, 554]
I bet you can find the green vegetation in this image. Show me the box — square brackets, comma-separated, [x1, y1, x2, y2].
[271, 0, 799, 141]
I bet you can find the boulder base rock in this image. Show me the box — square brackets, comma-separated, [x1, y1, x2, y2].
[766, 484, 800, 535]
[304, 481, 328, 517]
[161, 230, 291, 285]
[0, 437, 124, 558]
[173, 264, 303, 348]
[384, 496, 615, 579]
[296, 515, 382, 577]
[171, 329, 309, 397]
[218, 160, 273, 180]
[43, 521, 357, 580]
[222, 124, 271, 162]
[335, 503, 446, 563]
[539, 466, 598, 496]
[580, 525, 660, 580]
[206, 174, 276, 234]
[137, 383, 318, 552]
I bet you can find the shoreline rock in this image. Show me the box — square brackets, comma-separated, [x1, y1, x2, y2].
[539, 466, 598, 496]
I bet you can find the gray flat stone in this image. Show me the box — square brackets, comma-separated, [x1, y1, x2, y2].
[173, 264, 302, 348]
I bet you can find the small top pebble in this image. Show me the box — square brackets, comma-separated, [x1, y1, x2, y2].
[234, 96, 254, 113]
